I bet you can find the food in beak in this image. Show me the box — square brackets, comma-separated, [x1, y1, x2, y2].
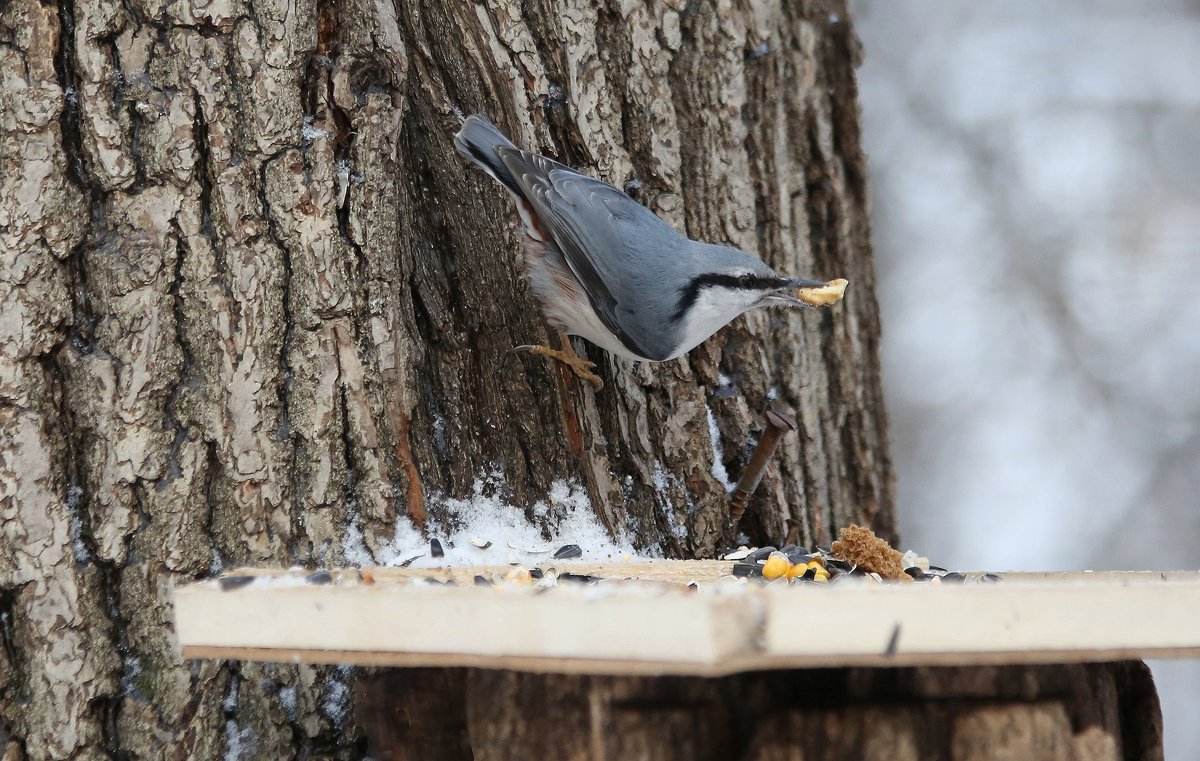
[795, 278, 848, 307]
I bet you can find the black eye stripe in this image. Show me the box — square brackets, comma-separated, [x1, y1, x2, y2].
[693, 273, 790, 291]
[672, 274, 791, 321]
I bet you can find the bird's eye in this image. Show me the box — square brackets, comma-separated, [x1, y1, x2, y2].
[737, 274, 756, 289]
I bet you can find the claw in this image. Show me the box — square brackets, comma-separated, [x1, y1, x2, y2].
[510, 343, 604, 389]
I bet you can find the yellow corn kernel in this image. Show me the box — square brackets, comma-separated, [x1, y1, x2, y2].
[504, 566, 533, 585]
[762, 554, 790, 580]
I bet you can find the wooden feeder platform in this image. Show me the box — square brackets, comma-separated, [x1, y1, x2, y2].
[174, 562, 1200, 674]
[174, 563, 1196, 760]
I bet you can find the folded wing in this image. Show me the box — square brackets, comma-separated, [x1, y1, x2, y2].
[497, 148, 684, 360]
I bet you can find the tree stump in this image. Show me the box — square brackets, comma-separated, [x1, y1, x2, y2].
[356, 663, 1164, 761]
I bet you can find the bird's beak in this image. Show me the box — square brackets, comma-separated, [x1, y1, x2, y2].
[762, 278, 829, 307]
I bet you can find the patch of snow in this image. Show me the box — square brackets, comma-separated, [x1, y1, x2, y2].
[652, 464, 689, 541]
[663, 508, 689, 541]
[278, 686, 297, 721]
[705, 404, 734, 492]
[222, 674, 254, 760]
[301, 115, 329, 141]
[119, 655, 143, 698]
[342, 471, 637, 568]
[222, 675, 239, 713]
[713, 372, 738, 399]
[224, 720, 253, 761]
[340, 509, 375, 568]
[321, 673, 350, 727]
[342, 496, 423, 567]
[650, 463, 670, 494]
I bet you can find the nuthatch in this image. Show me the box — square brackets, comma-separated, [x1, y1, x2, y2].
[455, 115, 840, 387]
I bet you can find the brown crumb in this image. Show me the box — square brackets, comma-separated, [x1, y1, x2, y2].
[831, 524, 912, 583]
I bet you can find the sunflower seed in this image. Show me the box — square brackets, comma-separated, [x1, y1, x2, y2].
[785, 549, 808, 565]
[553, 544, 583, 559]
[824, 557, 855, 573]
[732, 562, 764, 578]
[218, 575, 255, 591]
[559, 572, 600, 584]
[746, 546, 777, 563]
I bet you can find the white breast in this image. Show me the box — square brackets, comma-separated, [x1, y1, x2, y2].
[521, 239, 647, 361]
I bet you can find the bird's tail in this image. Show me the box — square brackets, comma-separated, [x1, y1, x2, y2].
[455, 115, 522, 195]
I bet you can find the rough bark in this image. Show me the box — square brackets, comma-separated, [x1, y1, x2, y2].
[357, 662, 1164, 761]
[1, 0, 891, 757]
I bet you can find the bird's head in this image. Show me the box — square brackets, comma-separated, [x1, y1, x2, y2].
[666, 245, 829, 359]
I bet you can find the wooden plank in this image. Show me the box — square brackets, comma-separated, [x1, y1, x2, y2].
[762, 580, 1200, 660]
[173, 567, 1200, 675]
[175, 577, 761, 667]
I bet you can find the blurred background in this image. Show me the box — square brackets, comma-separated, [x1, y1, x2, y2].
[850, 1, 1200, 756]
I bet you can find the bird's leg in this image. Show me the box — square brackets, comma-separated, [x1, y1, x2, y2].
[512, 333, 604, 389]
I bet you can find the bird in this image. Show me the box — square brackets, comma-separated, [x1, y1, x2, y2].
[454, 115, 842, 388]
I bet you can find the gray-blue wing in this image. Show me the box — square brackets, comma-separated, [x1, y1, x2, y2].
[496, 147, 684, 360]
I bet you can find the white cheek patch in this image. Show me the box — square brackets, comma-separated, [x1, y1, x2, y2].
[671, 288, 748, 360]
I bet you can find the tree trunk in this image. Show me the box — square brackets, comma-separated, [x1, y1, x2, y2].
[356, 662, 1164, 761]
[0, 0, 891, 756]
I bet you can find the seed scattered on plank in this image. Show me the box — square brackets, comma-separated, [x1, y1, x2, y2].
[230, 524, 990, 593]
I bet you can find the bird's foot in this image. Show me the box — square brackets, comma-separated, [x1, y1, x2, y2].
[512, 344, 604, 390]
